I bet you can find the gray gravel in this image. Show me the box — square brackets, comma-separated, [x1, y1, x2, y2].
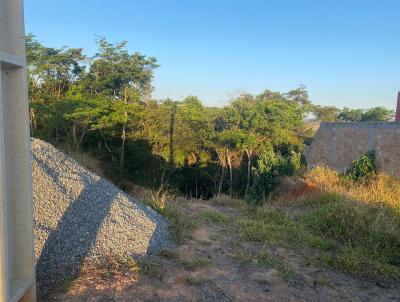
[32, 139, 173, 294]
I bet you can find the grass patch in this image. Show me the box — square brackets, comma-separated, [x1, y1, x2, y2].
[163, 203, 197, 244]
[159, 249, 179, 260]
[232, 246, 300, 284]
[186, 276, 207, 286]
[232, 249, 253, 265]
[246, 167, 400, 279]
[281, 263, 295, 281]
[134, 187, 196, 245]
[182, 258, 212, 270]
[295, 192, 343, 208]
[301, 197, 400, 278]
[209, 194, 244, 207]
[136, 258, 160, 276]
[238, 208, 333, 250]
[198, 210, 229, 224]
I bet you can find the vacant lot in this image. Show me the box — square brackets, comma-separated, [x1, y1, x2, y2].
[45, 177, 399, 301]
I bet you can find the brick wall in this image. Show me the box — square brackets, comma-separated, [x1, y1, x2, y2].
[305, 122, 400, 176]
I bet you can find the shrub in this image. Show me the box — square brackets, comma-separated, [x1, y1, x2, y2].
[345, 150, 376, 181]
[246, 149, 301, 205]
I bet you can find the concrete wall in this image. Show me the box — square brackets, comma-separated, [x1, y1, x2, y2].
[305, 122, 400, 177]
[0, 0, 36, 301]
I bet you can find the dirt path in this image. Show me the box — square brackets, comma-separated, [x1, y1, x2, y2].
[45, 200, 399, 301]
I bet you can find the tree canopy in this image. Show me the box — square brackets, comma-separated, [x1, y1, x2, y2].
[26, 34, 394, 201]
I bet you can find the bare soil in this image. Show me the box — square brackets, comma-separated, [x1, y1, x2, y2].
[44, 200, 399, 302]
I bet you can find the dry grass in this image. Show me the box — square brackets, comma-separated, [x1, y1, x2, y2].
[130, 185, 196, 244]
[63, 149, 104, 177]
[240, 167, 400, 279]
[130, 185, 171, 213]
[304, 166, 400, 209]
[209, 194, 244, 207]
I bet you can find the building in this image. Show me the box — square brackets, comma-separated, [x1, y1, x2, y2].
[0, 0, 36, 301]
[305, 96, 400, 177]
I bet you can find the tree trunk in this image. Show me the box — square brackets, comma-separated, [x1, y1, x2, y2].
[55, 126, 59, 144]
[77, 127, 87, 149]
[169, 105, 175, 165]
[217, 149, 225, 193]
[226, 148, 233, 195]
[29, 108, 36, 136]
[120, 122, 126, 172]
[72, 123, 78, 148]
[245, 149, 252, 195]
[218, 166, 225, 193]
[100, 129, 112, 154]
[120, 89, 128, 173]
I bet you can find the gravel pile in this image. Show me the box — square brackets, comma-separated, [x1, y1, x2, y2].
[32, 139, 173, 294]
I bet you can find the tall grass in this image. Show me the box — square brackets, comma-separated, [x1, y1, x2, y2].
[300, 167, 400, 277]
[240, 166, 400, 279]
[130, 186, 196, 244]
[305, 166, 400, 209]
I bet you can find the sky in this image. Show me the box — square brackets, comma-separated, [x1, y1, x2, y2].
[24, 0, 400, 109]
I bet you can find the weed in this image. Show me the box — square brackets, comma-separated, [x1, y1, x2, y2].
[140, 186, 170, 213]
[159, 249, 179, 260]
[198, 210, 229, 224]
[257, 250, 276, 267]
[281, 263, 295, 281]
[186, 276, 207, 286]
[263, 166, 400, 279]
[313, 275, 330, 287]
[163, 203, 197, 244]
[182, 258, 211, 270]
[232, 249, 253, 265]
[209, 194, 244, 207]
[136, 258, 160, 276]
[295, 192, 343, 208]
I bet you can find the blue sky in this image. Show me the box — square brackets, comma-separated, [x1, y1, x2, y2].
[25, 0, 400, 109]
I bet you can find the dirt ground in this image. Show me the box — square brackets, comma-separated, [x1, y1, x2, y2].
[44, 200, 399, 302]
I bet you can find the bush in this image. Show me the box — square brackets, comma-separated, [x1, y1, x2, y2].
[246, 149, 301, 205]
[346, 150, 376, 181]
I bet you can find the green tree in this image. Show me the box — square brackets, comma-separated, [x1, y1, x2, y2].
[285, 85, 310, 105]
[338, 108, 364, 122]
[26, 34, 86, 140]
[314, 105, 340, 122]
[361, 107, 393, 121]
[82, 37, 158, 100]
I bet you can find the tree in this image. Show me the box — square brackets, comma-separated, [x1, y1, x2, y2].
[78, 37, 158, 172]
[26, 33, 311, 199]
[338, 108, 363, 122]
[285, 85, 310, 105]
[361, 107, 393, 121]
[26, 34, 86, 102]
[212, 129, 241, 194]
[314, 105, 340, 122]
[26, 34, 86, 140]
[82, 37, 158, 100]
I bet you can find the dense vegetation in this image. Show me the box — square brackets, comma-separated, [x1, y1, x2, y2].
[239, 166, 400, 279]
[26, 35, 394, 201]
